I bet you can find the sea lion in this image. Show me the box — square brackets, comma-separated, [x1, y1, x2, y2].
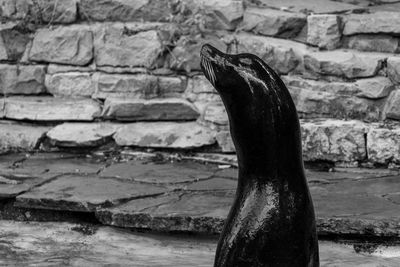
[200, 44, 319, 267]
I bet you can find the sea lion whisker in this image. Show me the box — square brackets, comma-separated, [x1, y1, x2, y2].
[208, 61, 216, 85]
[205, 59, 215, 85]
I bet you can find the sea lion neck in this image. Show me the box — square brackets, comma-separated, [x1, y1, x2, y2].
[200, 44, 304, 183]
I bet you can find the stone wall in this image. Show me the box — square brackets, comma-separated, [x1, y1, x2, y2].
[1, 0, 400, 167]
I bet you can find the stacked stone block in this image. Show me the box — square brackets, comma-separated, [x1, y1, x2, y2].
[1, 0, 400, 167]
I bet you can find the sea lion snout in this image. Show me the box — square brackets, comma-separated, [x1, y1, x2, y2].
[200, 44, 213, 59]
[200, 44, 244, 92]
[200, 44, 223, 61]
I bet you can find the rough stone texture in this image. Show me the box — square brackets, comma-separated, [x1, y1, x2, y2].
[0, 64, 46, 95]
[47, 63, 96, 74]
[0, 22, 31, 61]
[253, 0, 361, 14]
[0, 121, 49, 154]
[96, 191, 232, 233]
[384, 89, 400, 120]
[114, 122, 216, 149]
[3, 1, 400, 169]
[343, 11, 400, 35]
[355, 77, 394, 99]
[282, 75, 360, 95]
[0, 33, 7, 60]
[304, 50, 385, 79]
[3, 152, 400, 243]
[94, 23, 163, 68]
[168, 34, 227, 73]
[79, 0, 148, 21]
[201, 0, 244, 30]
[367, 126, 400, 164]
[0, 0, 16, 18]
[189, 95, 223, 115]
[29, 25, 93, 65]
[46, 123, 121, 147]
[387, 56, 400, 84]
[0, 152, 102, 180]
[0, 0, 77, 23]
[36, 0, 77, 24]
[79, 0, 177, 22]
[45, 72, 95, 97]
[0, 0, 32, 20]
[370, 1, 400, 12]
[203, 103, 228, 125]
[15, 174, 167, 212]
[96, 165, 400, 238]
[100, 160, 218, 184]
[3, 97, 101, 121]
[301, 119, 368, 162]
[305, 168, 400, 182]
[186, 76, 216, 95]
[312, 176, 400, 237]
[102, 98, 199, 121]
[289, 87, 383, 121]
[186, 177, 237, 191]
[184, 76, 219, 107]
[0, 152, 102, 198]
[89, 72, 184, 98]
[307, 15, 341, 50]
[0, 99, 4, 117]
[157, 76, 186, 97]
[0, 173, 45, 199]
[14, 39, 30, 63]
[343, 35, 399, 53]
[92, 73, 158, 99]
[284, 75, 392, 107]
[234, 33, 308, 74]
[216, 131, 235, 153]
[241, 8, 306, 38]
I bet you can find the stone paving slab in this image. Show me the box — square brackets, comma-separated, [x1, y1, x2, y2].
[2, 154, 400, 238]
[0, 153, 103, 199]
[0, 121, 50, 153]
[94, 159, 400, 237]
[0, 175, 43, 199]
[15, 174, 167, 212]
[1, 220, 399, 267]
[13, 159, 232, 214]
[96, 191, 234, 234]
[99, 160, 220, 184]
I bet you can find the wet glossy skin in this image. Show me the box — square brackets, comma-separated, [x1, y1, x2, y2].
[200, 44, 319, 267]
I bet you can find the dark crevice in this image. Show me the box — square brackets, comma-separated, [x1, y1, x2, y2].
[364, 132, 368, 161]
[0, 198, 100, 224]
[99, 191, 169, 209]
[318, 233, 400, 246]
[304, 160, 335, 171]
[0, 117, 90, 125]
[137, 193, 184, 213]
[0, 118, 59, 127]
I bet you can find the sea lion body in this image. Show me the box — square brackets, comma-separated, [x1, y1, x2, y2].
[200, 44, 319, 267]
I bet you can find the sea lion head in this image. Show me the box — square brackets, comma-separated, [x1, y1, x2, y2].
[200, 44, 273, 99]
[200, 44, 295, 117]
[200, 43, 302, 174]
